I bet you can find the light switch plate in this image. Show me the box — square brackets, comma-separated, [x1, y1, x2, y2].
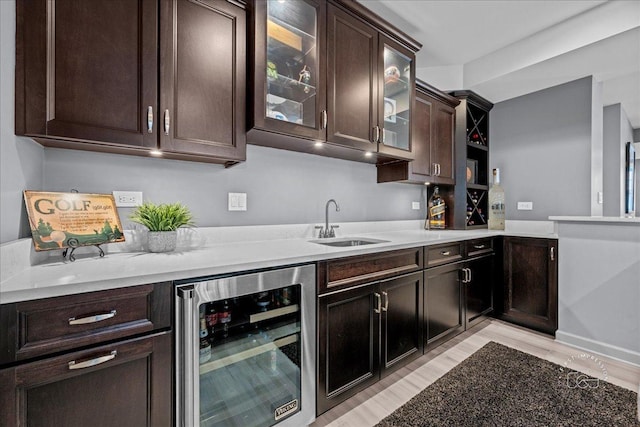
[113, 191, 143, 207]
[228, 193, 247, 211]
[517, 201, 533, 210]
[412, 202, 420, 210]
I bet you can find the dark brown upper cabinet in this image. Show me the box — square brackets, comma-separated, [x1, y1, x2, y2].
[16, 0, 246, 166]
[377, 81, 459, 184]
[248, 0, 326, 141]
[450, 90, 494, 229]
[248, 0, 420, 164]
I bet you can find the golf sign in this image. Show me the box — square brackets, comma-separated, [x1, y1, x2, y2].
[24, 191, 125, 251]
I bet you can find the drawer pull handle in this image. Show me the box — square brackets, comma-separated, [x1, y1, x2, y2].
[164, 109, 170, 135]
[68, 310, 117, 325]
[374, 293, 381, 314]
[473, 244, 486, 249]
[440, 251, 451, 256]
[68, 350, 117, 370]
[146, 106, 153, 133]
[382, 291, 389, 312]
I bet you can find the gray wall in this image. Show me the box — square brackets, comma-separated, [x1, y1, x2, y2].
[43, 146, 425, 230]
[602, 104, 635, 217]
[556, 222, 640, 364]
[490, 77, 595, 220]
[0, 0, 45, 244]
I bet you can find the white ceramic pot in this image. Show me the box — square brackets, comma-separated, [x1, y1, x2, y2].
[147, 230, 177, 253]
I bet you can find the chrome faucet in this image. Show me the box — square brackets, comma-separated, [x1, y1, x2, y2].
[316, 199, 340, 238]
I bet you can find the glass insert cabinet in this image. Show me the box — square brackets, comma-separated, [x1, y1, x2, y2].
[249, 0, 418, 161]
[381, 42, 412, 152]
[251, 0, 326, 141]
[266, 0, 318, 129]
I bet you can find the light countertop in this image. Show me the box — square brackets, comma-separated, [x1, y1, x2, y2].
[549, 216, 640, 224]
[0, 221, 557, 303]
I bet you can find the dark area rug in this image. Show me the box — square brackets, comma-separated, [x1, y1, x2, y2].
[376, 342, 639, 427]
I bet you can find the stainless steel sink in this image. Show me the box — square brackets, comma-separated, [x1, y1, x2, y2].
[309, 237, 389, 247]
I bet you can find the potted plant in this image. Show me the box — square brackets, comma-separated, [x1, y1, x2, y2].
[130, 202, 194, 252]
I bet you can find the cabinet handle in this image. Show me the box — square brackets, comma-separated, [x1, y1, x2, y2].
[382, 291, 389, 312]
[550, 246, 555, 261]
[436, 163, 441, 176]
[474, 244, 486, 249]
[374, 292, 381, 314]
[322, 110, 328, 129]
[147, 106, 153, 133]
[374, 126, 380, 143]
[461, 268, 471, 283]
[68, 350, 117, 370]
[68, 310, 116, 325]
[164, 109, 170, 135]
[441, 250, 451, 256]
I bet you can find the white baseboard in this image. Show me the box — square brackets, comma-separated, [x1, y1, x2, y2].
[556, 330, 640, 367]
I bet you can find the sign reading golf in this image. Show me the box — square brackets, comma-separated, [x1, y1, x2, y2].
[24, 191, 125, 251]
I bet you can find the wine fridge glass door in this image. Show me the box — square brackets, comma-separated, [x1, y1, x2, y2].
[175, 264, 316, 427]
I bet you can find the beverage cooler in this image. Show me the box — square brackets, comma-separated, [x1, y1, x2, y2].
[175, 265, 316, 427]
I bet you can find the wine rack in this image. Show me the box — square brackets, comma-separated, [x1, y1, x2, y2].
[450, 90, 494, 229]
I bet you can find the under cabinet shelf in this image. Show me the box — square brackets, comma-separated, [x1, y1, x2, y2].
[200, 322, 300, 372]
[267, 74, 316, 103]
[384, 77, 410, 98]
[467, 142, 488, 151]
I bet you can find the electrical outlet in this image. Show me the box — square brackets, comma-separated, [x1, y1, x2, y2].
[517, 201, 533, 210]
[412, 202, 420, 210]
[228, 193, 247, 211]
[113, 191, 143, 207]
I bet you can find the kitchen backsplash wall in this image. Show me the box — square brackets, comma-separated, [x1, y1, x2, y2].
[0, 0, 45, 244]
[43, 145, 426, 232]
[490, 76, 596, 221]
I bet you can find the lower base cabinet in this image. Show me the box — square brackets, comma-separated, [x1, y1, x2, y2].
[425, 261, 464, 346]
[500, 236, 558, 335]
[0, 331, 172, 427]
[317, 271, 423, 414]
[465, 254, 494, 329]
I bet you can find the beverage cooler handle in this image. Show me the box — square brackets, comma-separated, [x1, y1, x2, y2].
[176, 286, 197, 427]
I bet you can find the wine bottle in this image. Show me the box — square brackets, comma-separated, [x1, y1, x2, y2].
[199, 317, 211, 363]
[219, 300, 231, 338]
[488, 168, 505, 230]
[428, 186, 446, 229]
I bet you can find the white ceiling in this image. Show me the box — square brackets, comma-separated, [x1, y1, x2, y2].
[361, 0, 640, 128]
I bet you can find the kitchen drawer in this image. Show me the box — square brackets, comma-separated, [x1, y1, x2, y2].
[466, 238, 495, 258]
[317, 247, 423, 294]
[0, 331, 172, 427]
[0, 282, 171, 365]
[425, 242, 463, 268]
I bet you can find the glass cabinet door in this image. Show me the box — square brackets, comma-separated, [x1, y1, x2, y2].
[381, 43, 412, 152]
[266, 0, 318, 128]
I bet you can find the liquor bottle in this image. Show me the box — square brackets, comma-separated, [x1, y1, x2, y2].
[199, 317, 211, 364]
[205, 303, 218, 342]
[219, 300, 231, 338]
[428, 186, 446, 229]
[488, 168, 505, 230]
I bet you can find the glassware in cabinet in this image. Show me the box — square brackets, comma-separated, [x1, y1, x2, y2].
[266, 0, 318, 128]
[381, 45, 412, 151]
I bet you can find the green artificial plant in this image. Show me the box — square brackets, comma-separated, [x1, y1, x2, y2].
[129, 202, 194, 232]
